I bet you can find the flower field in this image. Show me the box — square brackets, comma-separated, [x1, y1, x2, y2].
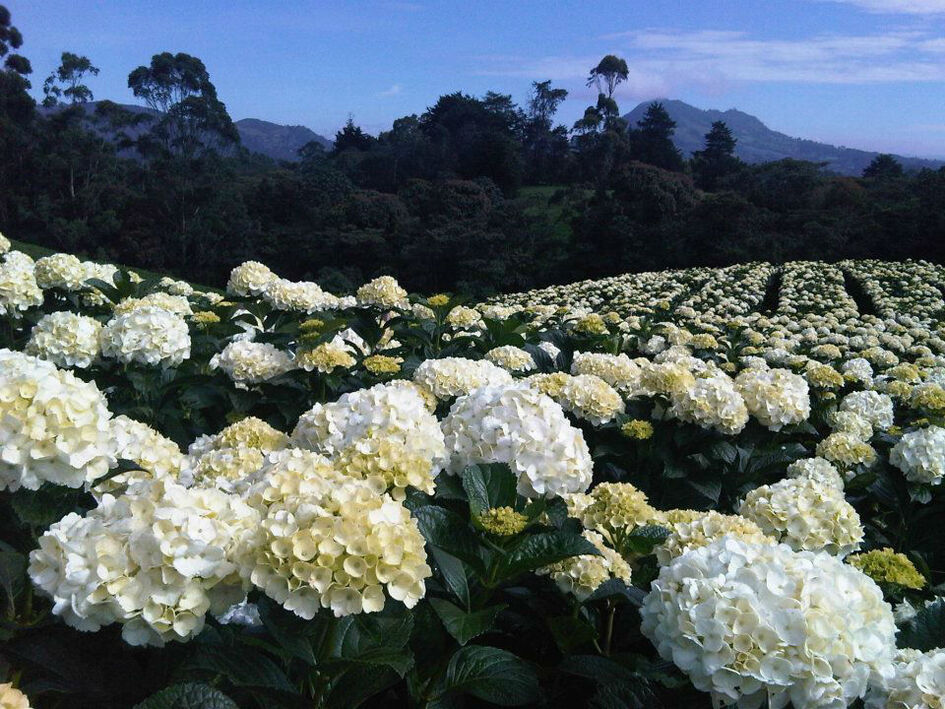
[0, 232, 944, 708]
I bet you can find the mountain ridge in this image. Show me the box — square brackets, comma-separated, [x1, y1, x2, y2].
[623, 99, 944, 176]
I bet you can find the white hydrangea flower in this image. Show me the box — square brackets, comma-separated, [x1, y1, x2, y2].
[114, 292, 193, 317]
[441, 383, 593, 499]
[571, 351, 642, 395]
[655, 510, 774, 565]
[735, 367, 811, 431]
[95, 415, 184, 496]
[412, 357, 513, 400]
[786, 457, 845, 489]
[0, 230, 10, 254]
[641, 536, 896, 709]
[830, 410, 874, 441]
[670, 371, 749, 435]
[0, 349, 115, 491]
[739, 477, 864, 556]
[557, 373, 626, 425]
[263, 278, 339, 313]
[890, 426, 945, 485]
[33, 253, 87, 290]
[356, 275, 408, 308]
[29, 478, 259, 646]
[842, 357, 875, 385]
[865, 647, 945, 709]
[292, 381, 445, 497]
[839, 391, 895, 431]
[242, 452, 430, 619]
[210, 340, 295, 385]
[537, 530, 631, 601]
[101, 306, 191, 367]
[25, 311, 102, 368]
[0, 252, 43, 316]
[227, 260, 279, 297]
[484, 345, 536, 373]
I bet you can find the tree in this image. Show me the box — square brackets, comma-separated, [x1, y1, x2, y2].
[862, 153, 904, 180]
[691, 120, 742, 190]
[332, 116, 376, 153]
[0, 4, 35, 223]
[523, 81, 570, 183]
[128, 52, 238, 158]
[629, 101, 683, 171]
[527, 80, 567, 126]
[42, 52, 99, 107]
[586, 55, 629, 99]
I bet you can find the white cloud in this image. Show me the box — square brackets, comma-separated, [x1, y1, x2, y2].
[818, 0, 945, 13]
[378, 83, 403, 97]
[478, 28, 945, 90]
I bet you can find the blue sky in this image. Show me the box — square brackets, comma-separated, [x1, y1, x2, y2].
[11, 0, 945, 157]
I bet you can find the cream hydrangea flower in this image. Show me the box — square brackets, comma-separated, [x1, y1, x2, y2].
[101, 306, 191, 367]
[356, 275, 408, 308]
[786, 457, 845, 489]
[735, 367, 811, 430]
[242, 452, 430, 619]
[33, 253, 87, 290]
[0, 252, 43, 316]
[865, 647, 945, 709]
[890, 426, 945, 485]
[571, 351, 642, 395]
[441, 384, 592, 499]
[0, 683, 30, 709]
[94, 415, 184, 496]
[292, 381, 445, 497]
[0, 349, 115, 491]
[739, 477, 864, 556]
[670, 371, 749, 435]
[537, 530, 632, 601]
[25, 311, 102, 368]
[484, 345, 536, 373]
[29, 478, 259, 646]
[556, 373, 626, 425]
[816, 431, 878, 470]
[114, 292, 193, 317]
[296, 336, 357, 373]
[412, 357, 512, 400]
[839, 390, 895, 431]
[0, 230, 10, 254]
[570, 482, 657, 553]
[263, 278, 339, 313]
[641, 536, 896, 709]
[227, 260, 278, 297]
[655, 510, 774, 565]
[830, 410, 874, 441]
[210, 340, 295, 385]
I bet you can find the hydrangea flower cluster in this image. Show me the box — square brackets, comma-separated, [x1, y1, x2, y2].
[890, 425, 945, 485]
[655, 510, 773, 565]
[210, 340, 295, 385]
[0, 349, 115, 491]
[641, 537, 896, 709]
[484, 345, 536, 372]
[739, 477, 864, 556]
[735, 367, 811, 431]
[25, 311, 103, 368]
[441, 384, 592, 499]
[0, 251, 43, 316]
[865, 648, 945, 709]
[537, 530, 632, 601]
[101, 306, 191, 367]
[412, 357, 512, 399]
[29, 478, 260, 646]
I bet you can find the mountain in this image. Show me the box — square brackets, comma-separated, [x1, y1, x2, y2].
[234, 118, 332, 161]
[623, 99, 944, 176]
[39, 102, 332, 162]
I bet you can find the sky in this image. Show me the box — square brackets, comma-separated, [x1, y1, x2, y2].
[10, 0, 945, 158]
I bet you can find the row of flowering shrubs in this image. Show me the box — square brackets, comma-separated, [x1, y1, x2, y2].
[0, 231, 943, 708]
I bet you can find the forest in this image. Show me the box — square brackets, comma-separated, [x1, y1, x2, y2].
[1, 6, 943, 296]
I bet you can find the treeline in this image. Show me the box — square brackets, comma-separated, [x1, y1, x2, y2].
[1, 7, 943, 295]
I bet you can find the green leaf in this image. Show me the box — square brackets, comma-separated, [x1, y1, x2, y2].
[547, 615, 597, 654]
[429, 547, 470, 608]
[429, 598, 505, 645]
[182, 645, 295, 692]
[898, 598, 945, 651]
[9, 486, 92, 527]
[0, 550, 27, 607]
[438, 646, 540, 706]
[558, 654, 638, 684]
[709, 441, 738, 465]
[413, 505, 483, 571]
[585, 579, 647, 605]
[461, 464, 519, 517]
[135, 683, 238, 709]
[326, 611, 415, 675]
[499, 531, 600, 579]
[589, 679, 660, 709]
[257, 597, 318, 665]
[324, 665, 400, 709]
[623, 525, 671, 555]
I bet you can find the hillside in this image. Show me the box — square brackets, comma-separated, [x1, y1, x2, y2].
[39, 102, 333, 162]
[623, 99, 944, 176]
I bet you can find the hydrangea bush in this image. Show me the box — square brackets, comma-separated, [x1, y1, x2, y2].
[0, 243, 943, 708]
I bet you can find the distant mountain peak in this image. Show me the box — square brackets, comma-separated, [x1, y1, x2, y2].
[623, 99, 942, 176]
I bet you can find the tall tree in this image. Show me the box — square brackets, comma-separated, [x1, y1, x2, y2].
[691, 120, 742, 190]
[0, 5, 35, 224]
[42, 52, 99, 106]
[630, 101, 683, 171]
[523, 81, 569, 184]
[862, 153, 904, 180]
[128, 52, 238, 158]
[586, 55, 629, 99]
